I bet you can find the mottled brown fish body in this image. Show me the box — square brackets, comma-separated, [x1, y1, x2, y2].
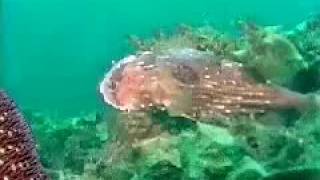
[100, 49, 313, 120]
[0, 91, 48, 180]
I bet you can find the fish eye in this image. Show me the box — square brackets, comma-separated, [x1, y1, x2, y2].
[109, 81, 117, 90]
[172, 63, 199, 84]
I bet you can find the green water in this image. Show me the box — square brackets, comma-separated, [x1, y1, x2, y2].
[4, 1, 320, 180]
[2, 0, 320, 116]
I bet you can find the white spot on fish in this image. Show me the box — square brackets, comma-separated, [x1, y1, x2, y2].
[151, 76, 157, 81]
[204, 75, 210, 79]
[18, 162, 23, 168]
[192, 113, 197, 117]
[144, 64, 155, 69]
[199, 95, 209, 99]
[7, 131, 12, 137]
[142, 51, 153, 55]
[162, 100, 171, 107]
[158, 55, 170, 59]
[222, 99, 232, 104]
[136, 61, 145, 66]
[223, 62, 234, 67]
[257, 92, 265, 96]
[241, 109, 248, 113]
[139, 75, 145, 79]
[140, 85, 145, 89]
[213, 99, 221, 103]
[143, 94, 150, 99]
[11, 164, 17, 171]
[215, 105, 225, 110]
[247, 92, 254, 96]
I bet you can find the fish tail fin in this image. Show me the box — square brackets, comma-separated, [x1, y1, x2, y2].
[303, 93, 320, 112]
[280, 90, 320, 113]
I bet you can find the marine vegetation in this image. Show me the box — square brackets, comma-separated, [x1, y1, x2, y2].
[19, 15, 320, 179]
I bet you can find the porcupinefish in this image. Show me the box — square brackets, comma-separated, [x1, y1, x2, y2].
[100, 48, 319, 120]
[0, 91, 48, 180]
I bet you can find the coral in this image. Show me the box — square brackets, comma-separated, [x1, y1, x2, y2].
[0, 91, 48, 179]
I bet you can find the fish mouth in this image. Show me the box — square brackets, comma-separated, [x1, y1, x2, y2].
[99, 52, 154, 111]
[99, 55, 137, 110]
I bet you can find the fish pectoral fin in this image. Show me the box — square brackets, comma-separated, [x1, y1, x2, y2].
[166, 91, 193, 118]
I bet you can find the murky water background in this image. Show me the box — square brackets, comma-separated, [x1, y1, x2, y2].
[2, 0, 320, 116]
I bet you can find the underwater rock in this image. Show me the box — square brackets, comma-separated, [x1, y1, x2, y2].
[0, 91, 48, 179]
[238, 22, 306, 85]
[227, 156, 267, 180]
[287, 14, 320, 64]
[286, 15, 320, 92]
[262, 168, 320, 180]
[131, 133, 183, 179]
[27, 111, 109, 179]
[104, 119, 266, 180]
[178, 123, 237, 179]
